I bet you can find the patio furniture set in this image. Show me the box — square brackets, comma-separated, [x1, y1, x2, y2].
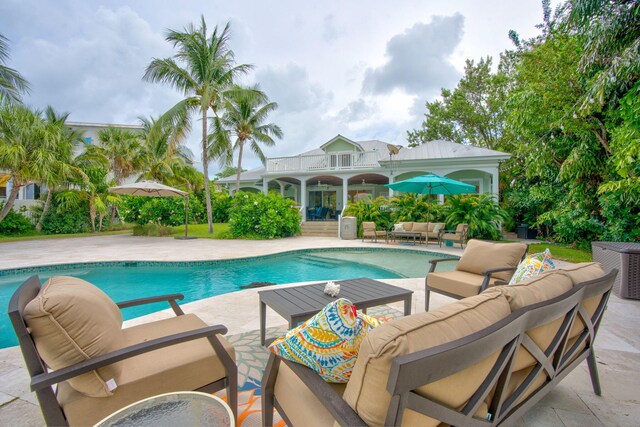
[362, 221, 469, 248]
[8, 240, 616, 426]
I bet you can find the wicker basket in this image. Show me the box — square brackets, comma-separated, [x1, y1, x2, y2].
[592, 242, 640, 299]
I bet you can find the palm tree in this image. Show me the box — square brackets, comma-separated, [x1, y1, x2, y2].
[34, 107, 85, 230]
[212, 85, 282, 193]
[138, 116, 194, 184]
[143, 17, 252, 233]
[94, 126, 143, 186]
[0, 105, 65, 222]
[0, 34, 30, 105]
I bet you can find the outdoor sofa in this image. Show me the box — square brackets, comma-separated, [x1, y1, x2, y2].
[395, 222, 446, 244]
[262, 262, 615, 426]
[8, 275, 237, 426]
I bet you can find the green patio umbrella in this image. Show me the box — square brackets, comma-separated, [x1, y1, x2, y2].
[385, 173, 476, 225]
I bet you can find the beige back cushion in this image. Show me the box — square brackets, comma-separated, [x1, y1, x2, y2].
[559, 262, 604, 286]
[23, 276, 124, 397]
[498, 271, 575, 371]
[456, 240, 528, 281]
[400, 222, 414, 231]
[343, 290, 511, 426]
[411, 222, 429, 233]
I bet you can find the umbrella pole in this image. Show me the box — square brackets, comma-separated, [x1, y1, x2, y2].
[184, 194, 189, 238]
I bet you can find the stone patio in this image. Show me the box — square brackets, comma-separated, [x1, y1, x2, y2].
[0, 235, 638, 426]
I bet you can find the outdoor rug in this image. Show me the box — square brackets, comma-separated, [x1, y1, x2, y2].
[217, 305, 403, 426]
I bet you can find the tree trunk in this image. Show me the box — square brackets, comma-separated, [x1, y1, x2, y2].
[35, 190, 53, 231]
[89, 199, 97, 233]
[202, 108, 214, 233]
[235, 141, 244, 194]
[98, 212, 105, 232]
[0, 182, 21, 222]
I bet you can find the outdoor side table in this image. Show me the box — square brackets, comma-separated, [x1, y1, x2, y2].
[93, 391, 234, 427]
[258, 278, 413, 345]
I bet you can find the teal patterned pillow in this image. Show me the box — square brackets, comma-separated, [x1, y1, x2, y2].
[268, 298, 379, 383]
[509, 249, 555, 285]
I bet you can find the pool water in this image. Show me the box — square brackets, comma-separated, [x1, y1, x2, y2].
[1, 249, 453, 348]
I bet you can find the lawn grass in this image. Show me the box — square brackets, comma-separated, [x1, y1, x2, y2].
[0, 228, 133, 243]
[528, 243, 592, 263]
[169, 223, 230, 239]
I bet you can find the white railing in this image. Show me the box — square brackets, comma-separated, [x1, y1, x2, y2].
[266, 151, 381, 173]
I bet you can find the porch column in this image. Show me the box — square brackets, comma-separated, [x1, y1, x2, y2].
[278, 181, 285, 196]
[262, 178, 268, 194]
[388, 174, 394, 197]
[491, 168, 499, 199]
[342, 177, 349, 213]
[301, 179, 307, 221]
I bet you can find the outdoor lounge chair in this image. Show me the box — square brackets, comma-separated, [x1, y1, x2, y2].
[440, 223, 469, 248]
[8, 275, 237, 426]
[425, 239, 528, 310]
[362, 221, 387, 242]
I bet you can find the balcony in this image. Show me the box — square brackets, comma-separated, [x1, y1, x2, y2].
[266, 151, 382, 173]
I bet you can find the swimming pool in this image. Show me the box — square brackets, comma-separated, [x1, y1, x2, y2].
[1, 248, 455, 348]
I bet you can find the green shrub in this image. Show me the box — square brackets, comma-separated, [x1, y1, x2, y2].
[40, 194, 91, 234]
[132, 223, 173, 236]
[120, 192, 206, 226]
[598, 190, 640, 242]
[444, 194, 508, 240]
[228, 192, 300, 239]
[0, 203, 34, 235]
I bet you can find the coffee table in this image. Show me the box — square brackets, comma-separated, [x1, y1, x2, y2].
[388, 231, 423, 245]
[94, 391, 233, 427]
[258, 278, 413, 345]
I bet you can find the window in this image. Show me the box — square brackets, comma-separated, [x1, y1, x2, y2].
[84, 137, 92, 145]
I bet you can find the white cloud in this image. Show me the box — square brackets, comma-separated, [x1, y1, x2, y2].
[362, 14, 464, 97]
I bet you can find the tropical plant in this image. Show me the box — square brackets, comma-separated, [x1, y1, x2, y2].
[211, 84, 282, 192]
[119, 192, 205, 226]
[39, 192, 92, 234]
[228, 192, 300, 239]
[137, 116, 194, 185]
[34, 107, 85, 230]
[389, 193, 445, 223]
[0, 34, 30, 105]
[343, 196, 394, 235]
[0, 202, 33, 234]
[144, 17, 252, 233]
[92, 126, 143, 186]
[444, 194, 509, 240]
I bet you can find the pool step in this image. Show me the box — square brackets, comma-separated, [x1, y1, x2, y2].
[298, 255, 346, 267]
[301, 220, 339, 237]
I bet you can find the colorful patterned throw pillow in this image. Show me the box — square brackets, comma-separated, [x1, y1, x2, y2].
[509, 248, 555, 285]
[268, 298, 380, 383]
[393, 223, 405, 232]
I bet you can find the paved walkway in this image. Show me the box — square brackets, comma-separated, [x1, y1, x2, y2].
[0, 235, 638, 426]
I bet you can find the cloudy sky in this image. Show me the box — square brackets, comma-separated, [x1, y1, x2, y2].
[1, 0, 554, 175]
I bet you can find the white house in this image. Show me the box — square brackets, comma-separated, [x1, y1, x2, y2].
[217, 135, 511, 221]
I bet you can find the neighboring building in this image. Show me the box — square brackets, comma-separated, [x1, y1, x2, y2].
[0, 121, 144, 211]
[217, 135, 511, 221]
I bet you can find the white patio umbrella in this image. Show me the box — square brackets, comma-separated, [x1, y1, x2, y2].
[109, 181, 195, 239]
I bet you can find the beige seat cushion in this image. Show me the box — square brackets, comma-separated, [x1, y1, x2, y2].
[274, 361, 347, 427]
[23, 276, 124, 397]
[456, 240, 528, 281]
[343, 290, 511, 426]
[58, 313, 234, 426]
[428, 270, 500, 298]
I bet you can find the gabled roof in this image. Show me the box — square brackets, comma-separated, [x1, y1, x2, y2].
[216, 167, 265, 183]
[319, 134, 363, 151]
[390, 140, 511, 161]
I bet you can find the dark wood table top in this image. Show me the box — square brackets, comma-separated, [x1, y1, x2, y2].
[258, 277, 412, 320]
